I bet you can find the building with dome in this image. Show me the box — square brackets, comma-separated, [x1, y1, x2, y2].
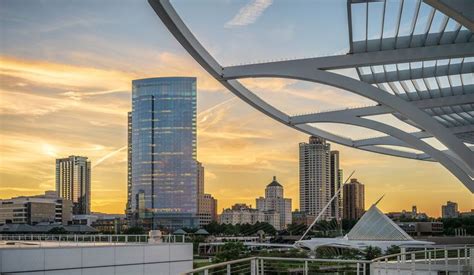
[256, 176, 292, 230]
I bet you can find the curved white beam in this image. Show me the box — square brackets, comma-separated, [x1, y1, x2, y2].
[301, 114, 473, 191]
[292, 93, 474, 121]
[149, 0, 474, 192]
[222, 42, 474, 71]
[222, 68, 474, 173]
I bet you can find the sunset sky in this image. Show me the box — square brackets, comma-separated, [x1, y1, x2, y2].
[0, 0, 472, 217]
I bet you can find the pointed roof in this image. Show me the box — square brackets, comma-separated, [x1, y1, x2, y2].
[173, 228, 187, 235]
[346, 204, 412, 241]
[195, 228, 209, 235]
[267, 176, 282, 187]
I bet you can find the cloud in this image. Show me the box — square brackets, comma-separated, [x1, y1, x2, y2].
[225, 0, 273, 28]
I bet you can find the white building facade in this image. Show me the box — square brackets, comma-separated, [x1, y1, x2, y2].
[256, 176, 292, 230]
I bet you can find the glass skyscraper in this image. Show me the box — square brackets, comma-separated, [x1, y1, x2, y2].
[129, 77, 197, 229]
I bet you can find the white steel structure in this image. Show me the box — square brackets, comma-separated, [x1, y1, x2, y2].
[149, 0, 474, 192]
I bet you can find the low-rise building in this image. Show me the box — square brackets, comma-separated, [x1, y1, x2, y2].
[291, 210, 315, 226]
[0, 191, 72, 225]
[387, 205, 429, 221]
[220, 203, 280, 229]
[397, 222, 444, 236]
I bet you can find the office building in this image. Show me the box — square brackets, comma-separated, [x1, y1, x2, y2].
[0, 191, 72, 225]
[441, 201, 459, 218]
[195, 162, 218, 227]
[56, 155, 91, 215]
[299, 136, 340, 220]
[255, 176, 292, 230]
[126, 111, 133, 219]
[343, 178, 365, 220]
[129, 77, 197, 230]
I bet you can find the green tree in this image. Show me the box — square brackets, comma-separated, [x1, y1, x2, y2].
[385, 245, 401, 256]
[123, 226, 146, 235]
[214, 241, 248, 263]
[48, 227, 68, 234]
[364, 246, 382, 260]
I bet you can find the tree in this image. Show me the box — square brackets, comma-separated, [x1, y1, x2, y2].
[364, 246, 382, 260]
[214, 241, 248, 263]
[385, 245, 401, 256]
[123, 226, 146, 235]
[48, 227, 68, 234]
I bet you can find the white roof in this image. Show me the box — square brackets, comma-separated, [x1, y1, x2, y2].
[346, 205, 413, 241]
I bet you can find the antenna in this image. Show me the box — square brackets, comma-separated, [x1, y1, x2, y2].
[373, 194, 385, 206]
[299, 170, 355, 241]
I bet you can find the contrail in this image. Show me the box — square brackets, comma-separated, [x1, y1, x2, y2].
[198, 97, 236, 117]
[99, 98, 236, 166]
[93, 146, 127, 168]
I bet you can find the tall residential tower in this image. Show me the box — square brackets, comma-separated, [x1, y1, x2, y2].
[129, 77, 197, 229]
[56, 155, 91, 215]
[299, 136, 341, 220]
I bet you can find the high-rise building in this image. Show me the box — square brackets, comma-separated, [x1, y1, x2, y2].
[196, 162, 218, 227]
[0, 191, 73, 225]
[56, 156, 91, 215]
[256, 176, 292, 230]
[330, 151, 342, 220]
[299, 136, 340, 220]
[129, 77, 197, 230]
[343, 178, 365, 220]
[126, 111, 132, 218]
[441, 201, 459, 218]
[197, 161, 204, 195]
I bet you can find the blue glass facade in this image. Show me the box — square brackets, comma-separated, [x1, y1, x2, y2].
[130, 77, 197, 229]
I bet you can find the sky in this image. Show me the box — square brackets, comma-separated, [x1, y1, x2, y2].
[0, 0, 472, 217]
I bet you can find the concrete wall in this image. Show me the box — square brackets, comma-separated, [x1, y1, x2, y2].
[0, 243, 192, 275]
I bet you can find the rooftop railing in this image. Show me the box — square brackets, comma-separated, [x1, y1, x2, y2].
[371, 245, 473, 274]
[186, 257, 370, 275]
[0, 234, 185, 248]
[185, 245, 474, 275]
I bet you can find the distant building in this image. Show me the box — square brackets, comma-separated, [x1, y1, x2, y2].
[330, 151, 342, 220]
[198, 194, 218, 227]
[126, 111, 133, 219]
[292, 210, 315, 226]
[299, 136, 340, 220]
[386, 205, 429, 221]
[343, 178, 365, 220]
[441, 201, 459, 218]
[56, 155, 91, 215]
[460, 210, 474, 217]
[196, 162, 218, 227]
[220, 204, 263, 225]
[255, 176, 292, 230]
[72, 213, 127, 234]
[129, 77, 198, 230]
[397, 222, 444, 236]
[219, 204, 279, 229]
[0, 191, 72, 225]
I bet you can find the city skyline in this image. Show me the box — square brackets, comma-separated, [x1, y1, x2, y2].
[0, 0, 472, 218]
